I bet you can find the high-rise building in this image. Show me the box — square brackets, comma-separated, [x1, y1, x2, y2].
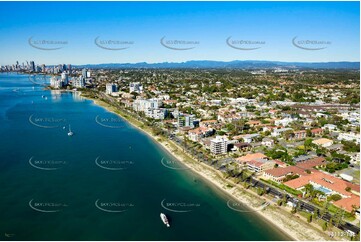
[132, 98, 160, 112]
[144, 108, 167, 120]
[129, 82, 143, 93]
[61, 72, 69, 85]
[30, 61, 35, 72]
[58, 64, 63, 72]
[50, 77, 63, 89]
[105, 83, 118, 95]
[73, 75, 85, 88]
[82, 69, 87, 79]
[210, 136, 228, 154]
[178, 114, 196, 128]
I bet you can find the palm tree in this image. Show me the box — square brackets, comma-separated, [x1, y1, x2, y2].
[351, 205, 358, 216]
[320, 201, 329, 219]
[304, 184, 314, 198]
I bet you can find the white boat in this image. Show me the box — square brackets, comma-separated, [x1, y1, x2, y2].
[160, 213, 170, 227]
[67, 125, 74, 136]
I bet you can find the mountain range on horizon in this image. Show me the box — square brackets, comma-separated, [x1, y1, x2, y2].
[75, 60, 360, 70]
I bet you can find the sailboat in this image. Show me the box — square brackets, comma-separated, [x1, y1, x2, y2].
[67, 125, 74, 136]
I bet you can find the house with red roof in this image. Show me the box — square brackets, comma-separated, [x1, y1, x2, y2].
[311, 128, 324, 136]
[236, 153, 274, 173]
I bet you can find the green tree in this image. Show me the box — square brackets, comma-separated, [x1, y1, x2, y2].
[329, 194, 342, 201]
[322, 222, 327, 231]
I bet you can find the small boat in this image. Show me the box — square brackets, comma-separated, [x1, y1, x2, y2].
[160, 213, 170, 227]
[67, 125, 74, 136]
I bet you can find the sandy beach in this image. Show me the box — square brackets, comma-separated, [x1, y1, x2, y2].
[82, 94, 341, 241]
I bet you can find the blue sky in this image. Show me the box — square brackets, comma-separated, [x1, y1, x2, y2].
[0, 1, 359, 65]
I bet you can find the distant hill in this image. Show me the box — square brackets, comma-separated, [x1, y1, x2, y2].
[76, 60, 360, 69]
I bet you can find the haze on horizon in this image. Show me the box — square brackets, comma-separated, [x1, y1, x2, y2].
[0, 1, 359, 65]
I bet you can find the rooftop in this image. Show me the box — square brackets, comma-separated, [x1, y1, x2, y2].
[333, 195, 360, 212]
[237, 153, 267, 162]
[312, 138, 333, 145]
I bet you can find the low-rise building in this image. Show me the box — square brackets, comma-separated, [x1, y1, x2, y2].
[188, 127, 214, 142]
[246, 159, 275, 173]
[237, 153, 267, 164]
[231, 142, 251, 152]
[311, 128, 323, 136]
[337, 132, 360, 144]
[274, 118, 296, 127]
[264, 166, 305, 183]
[261, 137, 274, 147]
[323, 124, 337, 131]
[271, 128, 293, 137]
[293, 130, 307, 140]
[242, 133, 260, 143]
[312, 138, 333, 147]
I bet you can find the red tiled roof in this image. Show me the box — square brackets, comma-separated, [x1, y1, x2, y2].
[265, 166, 306, 178]
[188, 127, 209, 135]
[274, 159, 286, 167]
[296, 157, 326, 169]
[311, 128, 323, 133]
[247, 160, 264, 168]
[333, 195, 360, 212]
[237, 153, 267, 162]
[284, 171, 358, 197]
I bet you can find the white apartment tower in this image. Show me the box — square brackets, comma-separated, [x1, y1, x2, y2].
[210, 136, 228, 154]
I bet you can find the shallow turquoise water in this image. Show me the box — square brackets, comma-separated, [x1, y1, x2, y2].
[0, 73, 290, 241]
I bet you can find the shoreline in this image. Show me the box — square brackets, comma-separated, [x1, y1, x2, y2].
[81, 93, 337, 241]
